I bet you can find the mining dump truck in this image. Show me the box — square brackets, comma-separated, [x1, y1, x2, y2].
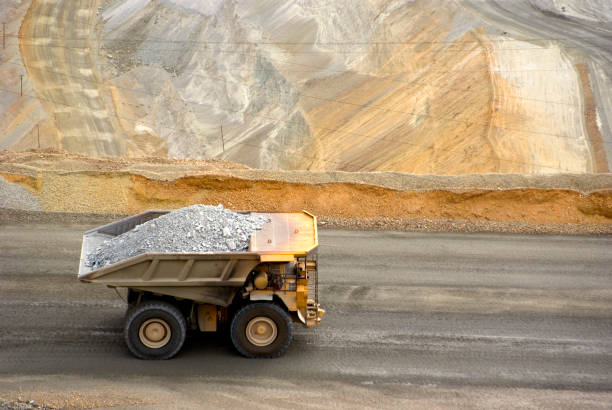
[78, 210, 324, 359]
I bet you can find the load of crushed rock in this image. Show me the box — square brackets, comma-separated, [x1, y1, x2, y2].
[86, 204, 269, 269]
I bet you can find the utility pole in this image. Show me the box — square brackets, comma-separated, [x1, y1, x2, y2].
[220, 124, 225, 153]
[20, 74, 23, 96]
[37, 124, 40, 149]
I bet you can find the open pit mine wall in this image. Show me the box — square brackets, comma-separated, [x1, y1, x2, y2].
[0, 0, 611, 174]
[1, 168, 611, 226]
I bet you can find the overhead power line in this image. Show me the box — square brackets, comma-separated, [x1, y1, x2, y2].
[5, 38, 591, 54]
[0, 80, 593, 173]
[1, 48, 588, 109]
[4, 58, 603, 144]
[7, 32, 612, 45]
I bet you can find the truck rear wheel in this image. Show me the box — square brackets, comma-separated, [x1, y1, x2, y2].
[124, 301, 186, 360]
[230, 303, 292, 358]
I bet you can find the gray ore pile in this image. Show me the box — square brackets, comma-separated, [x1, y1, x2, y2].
[86, 204, 269, 269]
[0, 175, 42, 211]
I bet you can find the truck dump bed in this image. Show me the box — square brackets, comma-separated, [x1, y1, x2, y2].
[77, 210, 317, 306]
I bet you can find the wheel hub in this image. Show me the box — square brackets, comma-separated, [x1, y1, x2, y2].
[139, 318, 171, 348]
[246, 316, 277, 347]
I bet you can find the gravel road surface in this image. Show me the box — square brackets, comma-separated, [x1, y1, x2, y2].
[0, 217, 611, 408]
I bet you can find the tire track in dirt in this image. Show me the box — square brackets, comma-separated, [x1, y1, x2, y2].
[19, 0, 125, 156]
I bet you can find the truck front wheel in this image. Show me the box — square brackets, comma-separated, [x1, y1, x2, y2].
[230, 303, 292, 358]
[124, 300, 186, 360]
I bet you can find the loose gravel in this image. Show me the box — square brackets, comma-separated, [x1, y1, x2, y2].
[0, 176, 41, 211]
[0, 399, 50, 410]
[86, 204, 269, 269]
[318, 216, 612, 234]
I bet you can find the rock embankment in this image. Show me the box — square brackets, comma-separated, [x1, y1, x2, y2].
[0, 176, 41, 211]
[0, 151, 611, 233]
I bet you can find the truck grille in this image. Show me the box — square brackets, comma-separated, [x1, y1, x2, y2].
[306, 252, 318, 305]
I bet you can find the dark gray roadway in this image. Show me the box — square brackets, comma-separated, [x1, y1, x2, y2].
[0, 221, 611, 406]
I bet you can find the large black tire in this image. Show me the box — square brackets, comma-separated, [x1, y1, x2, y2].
[124, 300, 187, 360]
[230, 303, 292, 358]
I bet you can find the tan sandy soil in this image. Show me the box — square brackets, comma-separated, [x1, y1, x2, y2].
[1, 151, 611, 232]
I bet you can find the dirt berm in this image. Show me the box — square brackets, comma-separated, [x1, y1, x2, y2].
[1, 151, 611, 233]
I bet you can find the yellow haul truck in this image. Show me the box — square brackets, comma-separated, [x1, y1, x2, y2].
[78, 210, 324, 359]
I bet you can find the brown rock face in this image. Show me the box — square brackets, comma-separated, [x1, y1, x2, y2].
[0, 0, 609, 173]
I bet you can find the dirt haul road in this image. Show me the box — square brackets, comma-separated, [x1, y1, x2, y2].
[19, 0, 125, 155]
[0, 217, 611, 408]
